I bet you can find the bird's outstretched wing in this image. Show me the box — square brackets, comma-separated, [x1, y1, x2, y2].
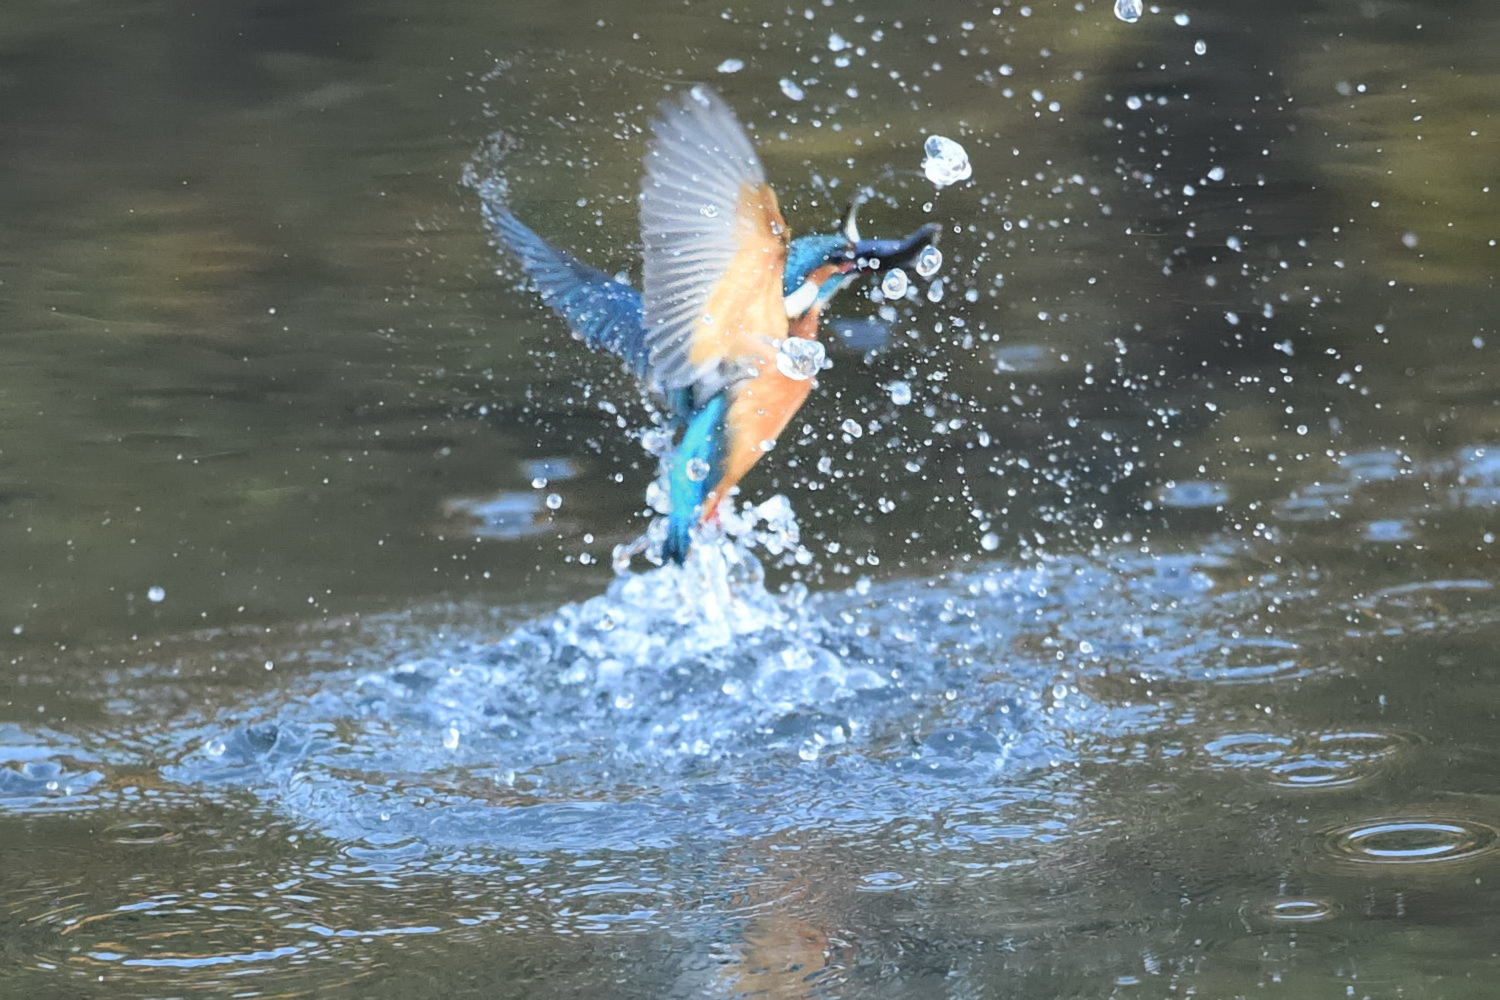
[641, 86, 790, 406]
[482, 201, 650, 380]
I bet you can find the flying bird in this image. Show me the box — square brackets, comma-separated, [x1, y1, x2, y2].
[483, 85, 939, 563]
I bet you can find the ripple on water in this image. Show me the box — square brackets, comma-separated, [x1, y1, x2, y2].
[1157, 479, 1230, 510]
[1249, 897, 1339, 923]
[0, 759, 106, 812]
[1176, 636, 1309, 685]
[440, 490, 546, 540]
[4, 843, 671, 995]
[1321, 818, 1499, 867]
[1351, 579, 1496, 636]
[1203, 729, 1410, 789]
[101, 820, 184, 846]
[854, 871, 918, 892]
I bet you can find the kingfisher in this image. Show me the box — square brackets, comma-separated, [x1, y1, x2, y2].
[482, 85, 939, 564]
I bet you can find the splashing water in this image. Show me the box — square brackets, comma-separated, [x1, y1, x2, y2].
[775, 337, 827, 381]
[914, 244, 944, 278]
[921, 135, 972, 188]
[85, 535, 1271, 854]
[881, 267, 910, 299]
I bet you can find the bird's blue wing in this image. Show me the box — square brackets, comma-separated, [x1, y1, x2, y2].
[482, 202, 650, 380]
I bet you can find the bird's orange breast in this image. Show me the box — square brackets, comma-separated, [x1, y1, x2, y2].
[699, 361, 814, 523]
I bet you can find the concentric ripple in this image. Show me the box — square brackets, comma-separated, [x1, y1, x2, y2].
[1321, 818, 1499, 866]
[1203, 729, 1411, 789]
[1252, 898, 1338, 923]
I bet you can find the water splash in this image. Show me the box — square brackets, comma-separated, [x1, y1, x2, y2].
[914, 244, 944, 278]
[776, 337, 828, 381]
[880, 267, 910, 299]
[921, 135, 972, 188]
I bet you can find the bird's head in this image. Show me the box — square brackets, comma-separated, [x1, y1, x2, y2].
[781, 197, 942, 319]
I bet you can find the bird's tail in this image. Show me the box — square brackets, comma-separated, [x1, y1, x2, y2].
[662, 507, 695, 566]
[661, 394, 729, 565]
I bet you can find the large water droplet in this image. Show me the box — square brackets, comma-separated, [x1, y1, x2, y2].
[921, 135, 972, 188]
[914, 244, 944, 278]
[1114, 0, 1143, 23]
[779, 78, 805, 101]
[775, 337, 827, 381]
[881, 268, 910, 299]
[685, 457, 711, 482]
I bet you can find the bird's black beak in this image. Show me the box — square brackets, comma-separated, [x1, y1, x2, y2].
[853, 222, 942, 272]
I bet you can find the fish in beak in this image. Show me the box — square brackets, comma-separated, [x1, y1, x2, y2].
[840, 193, 942, 273]
[853, 223, 942, 273]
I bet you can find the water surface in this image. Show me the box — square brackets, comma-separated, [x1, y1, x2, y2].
[2, 0, 1497, 996]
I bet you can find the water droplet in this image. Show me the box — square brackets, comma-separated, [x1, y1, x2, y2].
[442, 726, 461, 750]
[779, 78, 805, 101]
[1194, 39, 1207, 55]
[886, 380, 912, 406]
[641, 426, 673, 456]
[716, 58, 744, 74]
[685, 457, 711, 482]
[545, 492, 563, 510]
[775, 337, 827, 381]
[881, 268, 910, 299]
[921, 135, 972, 188]
[827, 31, 849, 51]
[699, 203, 720, 219]
[840, 418, 864, 439]
[1207, 165, 1226, 182]
[146, 586, 166, 604]
[1114, 0, 1143, 23]
[914, 244, 944, 278]
[980, 532, 1000, 551]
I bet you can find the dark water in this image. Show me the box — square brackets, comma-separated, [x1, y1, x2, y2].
[2, 0, 1497, 996]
